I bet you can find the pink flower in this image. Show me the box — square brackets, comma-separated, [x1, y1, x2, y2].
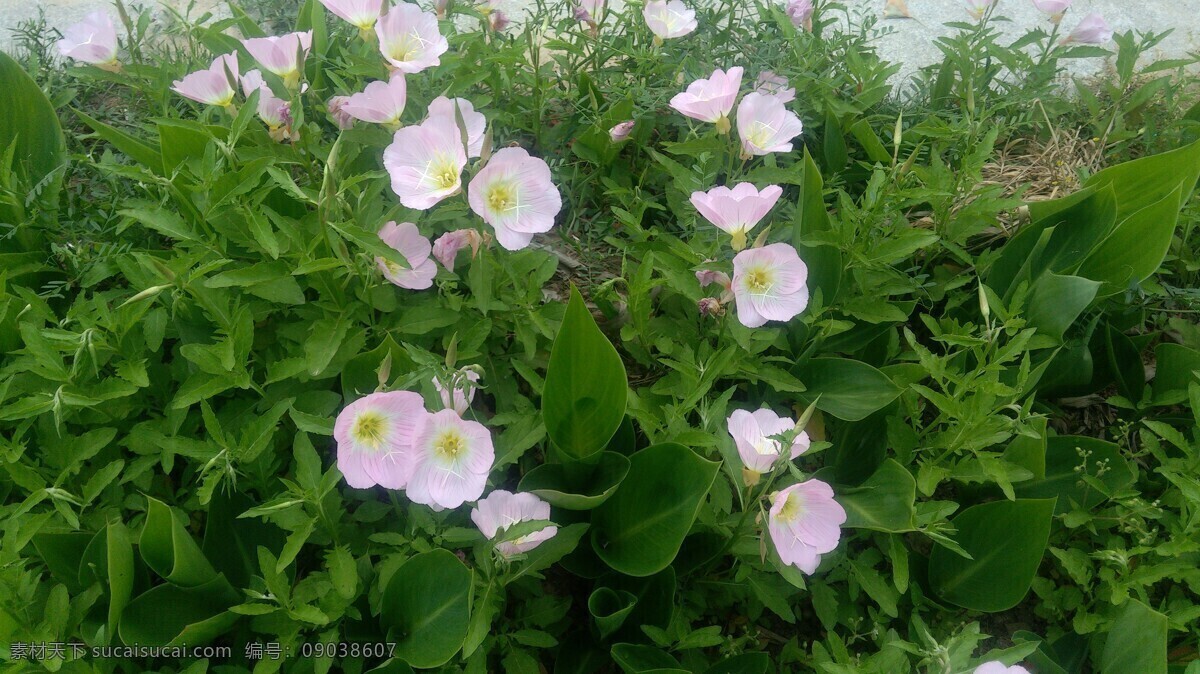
[490, 10, 510, 31]
[690, 182, 783, 250]
[768, 480, 845, 574]
[1062, 13, 1113, 45]
[433, 369, 481, 414]
[57, 12, 119, 70]
[609, 120, 635, 142]
[376, 221, 437, 290]
[432, 229, 483, 271]
[727, 408, 809, 475]
[962, 0, 994, 20]
[383, 116, 468, 209]
[755, 71, 796, 103]
[882, 0, 912, 19]
[376, 3, 448, 74]
[405, 409, 494, 510]
[342, 77, 408, 128]
[172, 52, 240, 108]
[427, 97, 486, 157]
[242, 71, 297, 142]
[471, 490, 558, 557]
[1032, 0, 1070, 22]
[327, 96, 355, 129]
[669, 66, 743, 129]
[643, 0, 697, 40]
[241, 32, 312, 89]
[575, 0, 605, 22]
[736, 92, 804, 156]
[319, 0, 384, 30]
[698, 297, 724, 317]
[695, 269, 731, 289]
[334, 390, 428, 489]
[731, 243, 809, 328]
[468, 147, 562, 251]
[785, 0, 814, 30]
[974, 664, 1031, 674]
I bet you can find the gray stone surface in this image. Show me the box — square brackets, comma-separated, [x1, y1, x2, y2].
[3, 0, 1197, 87]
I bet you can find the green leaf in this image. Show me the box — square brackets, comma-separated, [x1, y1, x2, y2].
[510, 523, 590, 582]
[106, 521, 135, 638]
[1076, 186, 1183, 292]
[928, 498, 1055, 612]
[380, 549, 472, 669]
[119, 575, 239, 647]
[588, 588, 638, 640]
[792, 148, 841, 304]
[543, 286, 628, 459]
[1100, 600, 1167, 674]
[0, 51, 66, 225]
[1013, 436, 1135, 514]
[793, 358, 902, 421]
[119, 207, 199, 243]
[327, 547, 357, 599]
[610, 644, 686, 673]
[1151, 342, 1200, 405]
[1025, 273, 1100, 342]
[592, 443, 720, 577]
[139, 496, 219, 587]
[1082, 137, 1200, 221]
[838, 459, 917, 532]
[518, 451, 630, 510]
[703, 653, 770, 674]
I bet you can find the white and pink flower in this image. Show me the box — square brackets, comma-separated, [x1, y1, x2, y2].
[1032, 0, 1071, 23]
[736, 92, 804, 156]
[755, 71, 796, 103]
[690, 183, 783, 250]
[342, 76, 408, 128]
[172, 52, 240, 108]
[472, 490, 558, 557]
[433, 368, 481, 414]
[383, 115, 468, 210]
[241, 31, 312, 89]
[467, 147, 562, 251]
[1062, 13, 1113, 45]
[405, 409, 495, 510]
[242, 70, 296, 142]
[768, 480, 846, 574]
[376, 221, 437, 290]
[643, 0, 697, 40]
[974, 664, 1031, 674]
[609, 120, 636, 142]
[376, 3, 448, 74]
[785, 0, 814, 30]
[427, 96, 487, 157]
[432, 229, 484, 271]
[319, 0, 384, 31]
[727, 408, 809, 475]
[57, 12, 120, 70]
[334, 390, 428, 489]
[731, 243, 809, 328]
[670, 66, 743, 130]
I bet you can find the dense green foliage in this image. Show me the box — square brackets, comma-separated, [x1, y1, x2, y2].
[2, 0, 1200, 672]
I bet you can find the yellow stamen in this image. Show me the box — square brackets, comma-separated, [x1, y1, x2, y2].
[351, 411, 388, 450]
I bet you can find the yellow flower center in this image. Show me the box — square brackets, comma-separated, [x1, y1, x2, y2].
[351, 411, 388, 450]
[777, 493, 805, 522]
[746, 267, 772, 293]
[746, 121, 777, 148]
[425, 156, 460, 191]
[434, 429, 467, 460]
[486, 182, 518, 214]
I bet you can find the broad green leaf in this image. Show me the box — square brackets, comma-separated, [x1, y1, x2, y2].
[518, 451, 630, 510]
[1100, 600, 1167, 674]
[1082, 137, 1200, 220]
[588, 588, 638, 640]
[1151, 342, 1200, 405]
[1025, 273, 1100, 341]
[703, 653, 770, 674]
[543, 286, 628, 459]
[838, 459, 917, 532]
[1013, 436, 1135, 514]
[792, 148, 841, 304]
[592, 443, 720, 576]
[793, 358, 902, 421]
[0, 50, 66, 227]
[928, 498, 1055, 612]
[75, 109, 163, 172]
[381, 549, 472, 669]
[509, 523, 589, 582]
[140, 496, 219, 587]
[119, 575, 239, 646]
[106, 521, 135, 638]
[610, 644, 686, 674]
[1076, 186, 1183, 293]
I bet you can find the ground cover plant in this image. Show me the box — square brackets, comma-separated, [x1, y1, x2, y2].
[2, 0, 1200, 671]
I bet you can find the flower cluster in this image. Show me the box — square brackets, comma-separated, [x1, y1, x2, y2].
[335, 376, 556, 555]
